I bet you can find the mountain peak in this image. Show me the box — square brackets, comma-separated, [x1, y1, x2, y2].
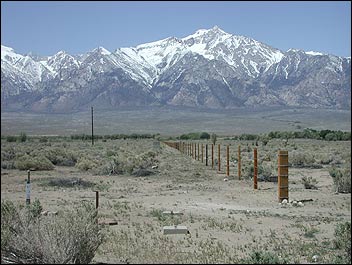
[92, 46, 111, 55]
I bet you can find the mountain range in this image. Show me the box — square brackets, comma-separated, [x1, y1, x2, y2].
[1, 26, 351, 113]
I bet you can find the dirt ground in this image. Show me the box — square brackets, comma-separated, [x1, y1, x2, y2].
[1, 139, 351, 264]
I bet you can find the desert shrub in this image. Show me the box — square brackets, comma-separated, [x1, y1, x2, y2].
[6, 135, 17, 142]
[14, 154, 54, 170]
[39, 177, 95, 189]
[290, 151, 316, 167]
[75, 157, 100, 171]
[333, 222, 351, 264]
[329, 166, 351, 193]
[242, 164, 272, 180]
[39, 137, 48, 143]
[18, 132, 27, 142]
[241, 250, 289, 264]
[301, 176, 318, 189]
[1, 200, 104, 264]
[33, 148, 77, 166]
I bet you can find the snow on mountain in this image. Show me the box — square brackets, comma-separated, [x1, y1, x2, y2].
[1, 27, 350, 111]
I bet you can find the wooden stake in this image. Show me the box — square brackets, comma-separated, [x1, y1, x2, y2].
[206, 144, 208, 166]
[201, 144, 204, 163]
[278, 150, 289, 202]
[238, 145, 241, 179]
[211, 144, 214, 169]
[254, 148, 258, 189]
[226, 145, 230, 177]
[218, 144, 221, 172]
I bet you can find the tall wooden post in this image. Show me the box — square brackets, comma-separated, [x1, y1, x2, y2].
[95, 190, 99, 209]
[238, 145, 241, 179]
[194, 143, 196, 160]
[218, 144, 221, 172]
[254, 148, 258, 189]
[201, 144, 204, 163]
[26, 170, 31, 205]
[226, 145, 230, 177]
[211, 144, 214, 169]
[278, 150, 289, 202]
[197, 143, 200, 161]
[206, 144, 208, 166]
[91, 106, 94, 145]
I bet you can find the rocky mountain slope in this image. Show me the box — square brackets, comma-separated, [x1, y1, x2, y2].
[1, 26, 350, 112]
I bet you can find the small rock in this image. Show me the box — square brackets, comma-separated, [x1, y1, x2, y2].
[312, 255, 319, 262]
[223, 178, 228, 182]
[41, 210, 48, 216]
[281, 199, 288, 204]
[292, 201, 298, 207]
[298, 202, 304, 207]
[151, 165, 158, 169]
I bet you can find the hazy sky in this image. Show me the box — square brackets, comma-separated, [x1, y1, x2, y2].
[1, 1, 351, 57]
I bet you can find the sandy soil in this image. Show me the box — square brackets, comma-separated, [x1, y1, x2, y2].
[1, 140, 351, 263]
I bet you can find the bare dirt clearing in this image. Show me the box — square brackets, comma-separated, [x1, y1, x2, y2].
[1, 138, 350, 263]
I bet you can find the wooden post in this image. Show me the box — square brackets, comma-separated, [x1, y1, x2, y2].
[194, 143, 196, 160]
[91, 106, 94, 145]
[238, 145, 241, 179]
[201, 144, 204, 163]
[206, 144, 208, 166]
[254, 148, 258, 189]
[226, 145, 230, 177]
[26, 170, 31, 205]
[218, 144, 221, 172]
[95, 190, 99, 209]
[278, 150, 289, 202]
[197, 143, 200, 161]
[211, 144, 214, 169]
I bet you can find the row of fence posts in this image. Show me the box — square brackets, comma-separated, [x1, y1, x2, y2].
[163, 141, 288, 202]
[24, 143, 288, 208]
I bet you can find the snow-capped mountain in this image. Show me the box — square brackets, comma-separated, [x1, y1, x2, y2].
[1, 26, 350, 112]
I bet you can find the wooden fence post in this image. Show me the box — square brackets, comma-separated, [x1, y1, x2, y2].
[238, 145, 241, 179]
[278, 150, 289, 202]
[201, 144, 204, 163]
[206, 144, 208, 166]
[211, 144, 214, 169]
[26, 170, 31, 205]
[226, 145, 230, 177]
[218, 144, 221, 172]
[254, 148, 258, 189]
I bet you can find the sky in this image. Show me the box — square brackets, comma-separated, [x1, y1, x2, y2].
[1, 1, 351, 57]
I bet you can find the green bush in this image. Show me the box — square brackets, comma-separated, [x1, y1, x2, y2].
[301, 176, 318, 189]
[333, 222, 351, 264]
[18, 132, 27, 142]
[329, 166, 351, 193]
[241, 250, 288, 264]
[1, 200, 103, 264]
[76, 157, 100, 171]
[6, 135, 17, 142]
[14, 154, 54, 170]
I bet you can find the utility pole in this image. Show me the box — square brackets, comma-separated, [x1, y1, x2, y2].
[91, 106, 94, 145]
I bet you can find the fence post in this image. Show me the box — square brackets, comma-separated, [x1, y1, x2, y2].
[194, 143, 196, 160]
[254, 148, 258, 189]
[95, 190, 99, 209]
[238, 145, 241, 179]
[278, 150, 289, 202]
[218, 144, 221, 172]
[211, 144, 214, 169]
[26, 170, 31, 205]
[206, 144, 208, 166]
[201, 144, 204, 163]
[226, 145, 230, 177]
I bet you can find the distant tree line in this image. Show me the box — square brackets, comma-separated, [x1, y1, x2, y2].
[70, 133, 157, 141]
[228, 129, 351, 142]
[178, 132, 210, 140]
